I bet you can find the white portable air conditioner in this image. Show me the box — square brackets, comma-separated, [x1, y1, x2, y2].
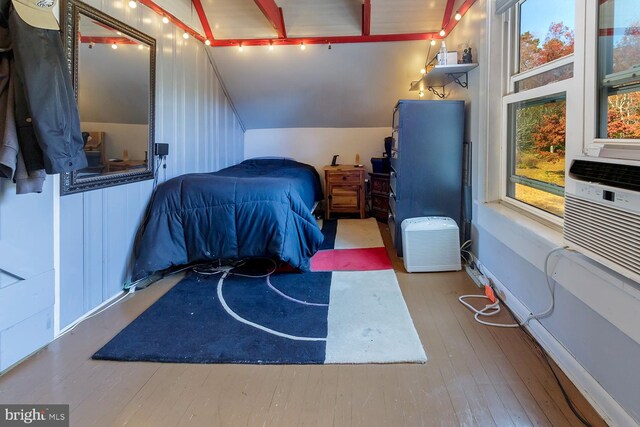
[564, 157, 640, 283]
[401, 217, 461, 273]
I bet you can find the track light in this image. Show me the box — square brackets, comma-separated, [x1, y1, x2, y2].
[419, 91, 424, 98]
[128, 0, 137, 8]
[111, 43, 118, 50]
[420, 68, 426, 74]
[182, 32, 189, 39]
[328, 42, 332, 50]
[439, 28, 446, 37]
[162, 16, 169, 24]
[430, 39, 436, 46]
[138, 44, 143, 50]
[455, 11, 462, 21]
[238, 43, 243, 52]
[300, 42, 306, 50]
[269, 41, 274, 50]
[205, 39, 211, 46]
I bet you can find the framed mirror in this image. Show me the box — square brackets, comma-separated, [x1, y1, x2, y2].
[61, 0, 156, 195]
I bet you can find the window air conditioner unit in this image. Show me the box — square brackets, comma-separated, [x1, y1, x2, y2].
[564, 157, 640, 283]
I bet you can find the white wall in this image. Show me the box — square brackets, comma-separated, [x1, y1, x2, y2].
[450, 0, 640, 424]
[245, 127, 391, 177]
[56, 0, 244, 330]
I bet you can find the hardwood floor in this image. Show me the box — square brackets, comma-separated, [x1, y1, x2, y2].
[0, 223, 607, 426]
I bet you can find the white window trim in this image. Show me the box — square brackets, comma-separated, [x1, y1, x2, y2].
[510, 54, 575, 87]
[500, 81, 569, 225]
[583, 0, 640, 153]
[499, 0, 580, 221]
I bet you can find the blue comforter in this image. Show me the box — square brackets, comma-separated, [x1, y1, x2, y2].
[131, 159, 324, 281]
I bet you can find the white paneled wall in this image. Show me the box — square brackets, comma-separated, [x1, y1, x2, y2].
[59, 0, 244, 329]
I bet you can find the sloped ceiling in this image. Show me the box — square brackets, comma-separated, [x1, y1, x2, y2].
[210, 40, 431, 129]
[151, 0, 472, 129]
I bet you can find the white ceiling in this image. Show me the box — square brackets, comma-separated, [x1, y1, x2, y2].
[152, 0, 469, 129]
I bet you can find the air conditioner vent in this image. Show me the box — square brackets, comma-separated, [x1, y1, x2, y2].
[564, 194, 640, 281]
[569, 160, 640, 192]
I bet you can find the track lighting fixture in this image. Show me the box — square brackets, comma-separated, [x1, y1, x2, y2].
[419, 91, 424, 98]
[269, 41, 274, 50]
[431, 39, 436, 46]
[238, 43, 243, 52]
[162, 16, 169, 24]
[300, 42, 306, 50]
[420, 68, 426, 74]
[455, 11, 462, 21]
[328, 42, 331, 50]
[439, 28, 446, 37]
[182, 32, 189, 39]
[128, 0, 137, 8]
[111, 43, 118, 50]
[205, 39, 211, 46]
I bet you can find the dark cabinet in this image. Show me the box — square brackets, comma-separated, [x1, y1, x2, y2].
[388, 100, 465, 256]
[369, 173, 390, 222]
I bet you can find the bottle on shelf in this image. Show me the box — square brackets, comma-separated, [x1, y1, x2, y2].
[438, 41, 448, 66]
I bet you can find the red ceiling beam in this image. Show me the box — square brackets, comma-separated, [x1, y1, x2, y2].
[210, 32, 443, 47]
[443, 0, 476, 35]
[441, 0, 455, 30]
[362, 0, 371, 36]
[191, 0, 215, 41]
[253, 0, 287, 38]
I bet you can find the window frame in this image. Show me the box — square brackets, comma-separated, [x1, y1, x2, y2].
[583, 0, 640, 153]
[500, 0, 576, 223]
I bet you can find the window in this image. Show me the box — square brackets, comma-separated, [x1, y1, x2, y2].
[506, 95, 566, 217]
[597, 0, 640, 140]
[502, 0, 575, 218]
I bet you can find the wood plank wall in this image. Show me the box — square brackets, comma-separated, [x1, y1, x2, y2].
[59, 0, 244, 329]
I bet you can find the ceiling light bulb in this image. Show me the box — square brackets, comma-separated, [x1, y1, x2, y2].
[238, 43, 243, 52]
[455, 11, 462, 21]
[300, 42, 306, 50]
[162, 16, 169, 24]
[128, 0, 137, 8]
[138, 44, 143, 50]
[420, 68, 426, 74]
[419, 91, 424, 98]
[430, 39, 436, 46]
[111, 43, 118, 50]
[269, 42, 274, 51]
[439, 28, 446, 37]
[205, 39, 211, 46]
[183, 32, 189, 39]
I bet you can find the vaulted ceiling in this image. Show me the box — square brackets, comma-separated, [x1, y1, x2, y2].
[150, 0, 477, 129]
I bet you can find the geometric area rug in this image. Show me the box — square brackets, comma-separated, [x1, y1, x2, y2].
[92, 218, 427, 364]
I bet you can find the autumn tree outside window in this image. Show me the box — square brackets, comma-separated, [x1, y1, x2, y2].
[503, 0, 575, 218]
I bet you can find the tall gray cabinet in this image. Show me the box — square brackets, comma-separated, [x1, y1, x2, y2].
[389, 100, 465, 256]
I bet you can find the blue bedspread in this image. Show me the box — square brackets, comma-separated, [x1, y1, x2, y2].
[130, 159, 324, 282]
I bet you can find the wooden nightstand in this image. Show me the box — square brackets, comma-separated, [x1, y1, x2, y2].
[324, 165, 366, 219]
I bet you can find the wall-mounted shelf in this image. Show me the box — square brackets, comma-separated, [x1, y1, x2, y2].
[410, 63, 478, 98]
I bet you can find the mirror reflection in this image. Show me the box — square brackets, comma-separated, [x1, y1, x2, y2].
[61, 0, 155, 195]
[76, 14, 151, 176]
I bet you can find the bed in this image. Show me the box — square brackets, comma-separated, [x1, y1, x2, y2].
[130, 158, 324, 282]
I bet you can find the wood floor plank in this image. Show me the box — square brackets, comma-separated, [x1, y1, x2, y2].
[0, 224, 608, 427]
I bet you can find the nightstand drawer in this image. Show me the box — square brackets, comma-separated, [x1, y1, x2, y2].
[326, 171, 362, 184]
[330, 186, 360, 208]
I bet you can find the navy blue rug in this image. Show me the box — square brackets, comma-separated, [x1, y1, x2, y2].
[93, 271, 332, 364]
[93, 219, 426, 365]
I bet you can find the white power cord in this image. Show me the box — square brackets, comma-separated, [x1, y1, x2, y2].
[459, 246, 568, 328]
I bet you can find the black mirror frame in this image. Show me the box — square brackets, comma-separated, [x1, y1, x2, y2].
[60, 0, 156, 195]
